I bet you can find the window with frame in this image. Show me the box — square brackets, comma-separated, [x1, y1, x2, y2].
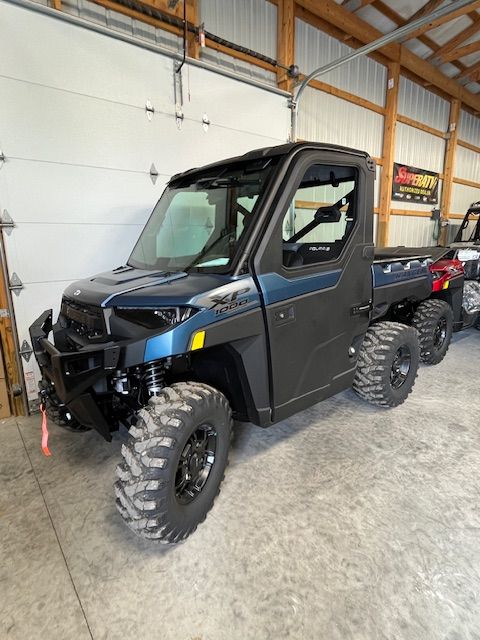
[282, 164, 357, 268]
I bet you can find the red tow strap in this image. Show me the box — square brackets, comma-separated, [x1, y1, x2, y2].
[40, 404, 52, 457]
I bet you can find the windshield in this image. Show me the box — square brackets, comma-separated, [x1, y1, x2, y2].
[129, 158, 278, 272]
[455, 210, 480, 243]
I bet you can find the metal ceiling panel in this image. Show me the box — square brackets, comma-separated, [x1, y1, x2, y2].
[356, 4, 397, 33]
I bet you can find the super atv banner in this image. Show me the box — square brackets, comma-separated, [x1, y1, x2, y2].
[392, 163, 439, 204]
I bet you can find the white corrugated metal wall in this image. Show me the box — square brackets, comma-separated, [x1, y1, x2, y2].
[200, 0, 277, 85]
[391, 78, 449, 247]
[0, 0, 290, 399]
[454, 110, 480, 211]
[294, 17, 385, 240]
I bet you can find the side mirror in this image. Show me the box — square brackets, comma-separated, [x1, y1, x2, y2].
[314, 205, 342, 224]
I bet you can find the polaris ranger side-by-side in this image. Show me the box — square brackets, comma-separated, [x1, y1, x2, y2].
[29, 143, 460, 543]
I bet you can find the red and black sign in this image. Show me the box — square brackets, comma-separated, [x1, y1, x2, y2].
[392, 163, 439, 204]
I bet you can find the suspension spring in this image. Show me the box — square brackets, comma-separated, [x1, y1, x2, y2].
[143, 361, 165, 395]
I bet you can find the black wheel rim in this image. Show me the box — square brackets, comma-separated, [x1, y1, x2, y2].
[433, 317, 447, 351]
[390, 345, 411, 389]
[175, 424, 217, 505]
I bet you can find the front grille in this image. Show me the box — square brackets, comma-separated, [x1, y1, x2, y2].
[61, 298, 106, 340]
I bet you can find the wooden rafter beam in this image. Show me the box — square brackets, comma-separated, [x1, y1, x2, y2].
[457, 58, 480, 80]
[437, 38, 480, 63]
[296, 0, 401, 59]
[401, 1, 480, 43]
[294, 4, 390, 66]
[428, 14, 480, 63]
[373, 0, 467, 75]
[404, 0, 445, 24]
[295, 0, 480, 112]
[373, 0, 465, 71]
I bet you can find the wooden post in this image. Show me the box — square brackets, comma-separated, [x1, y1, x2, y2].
[186, 0, 200, 60]
[439, 98, 461, 246]
[378, 61, 400, 247]
[0, 236, 25, 416]
[277, 0, 295, 91]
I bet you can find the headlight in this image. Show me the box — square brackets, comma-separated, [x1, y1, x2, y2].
[115, 306, 196, 329]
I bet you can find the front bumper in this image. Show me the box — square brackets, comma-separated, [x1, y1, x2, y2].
[29, 310, 122, 440]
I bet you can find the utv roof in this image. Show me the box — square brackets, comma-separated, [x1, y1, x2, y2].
[169, 141, 374, 184]
[468, 201, 480, 214]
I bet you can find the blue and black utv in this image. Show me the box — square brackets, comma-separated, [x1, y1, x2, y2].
[30, 142, 460, 543]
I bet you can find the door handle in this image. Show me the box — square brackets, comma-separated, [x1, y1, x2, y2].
[351, 302, 372, 316]
[274, 304, 295, 326]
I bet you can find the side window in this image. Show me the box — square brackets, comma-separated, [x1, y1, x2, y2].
[282, 164, 357, 268]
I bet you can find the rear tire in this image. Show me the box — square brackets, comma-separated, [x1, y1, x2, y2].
[353, 321, 420, 407]
[412, 299, 453, 364]
[115, 382, 232, 543]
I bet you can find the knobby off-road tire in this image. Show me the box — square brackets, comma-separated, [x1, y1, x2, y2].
[353, 321, 420, 408]
[412, 299, 453, 365]
[115, 382, 233, 543]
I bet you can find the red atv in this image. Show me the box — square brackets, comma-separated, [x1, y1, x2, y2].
[428, 201, 480, 331]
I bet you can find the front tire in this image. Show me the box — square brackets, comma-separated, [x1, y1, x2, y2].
[115, 382, 232, 543]
[353, 321, 420, 407]
[412, 299, 453, 364]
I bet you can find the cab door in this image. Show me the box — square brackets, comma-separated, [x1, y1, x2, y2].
[253, 149, 374, 422]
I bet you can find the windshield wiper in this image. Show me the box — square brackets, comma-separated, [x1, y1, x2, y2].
[184, 231, 235, 271]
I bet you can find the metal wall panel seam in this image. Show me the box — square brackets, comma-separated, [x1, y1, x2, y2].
[1, 156, 167, 176]
[0, 72, 174, 116]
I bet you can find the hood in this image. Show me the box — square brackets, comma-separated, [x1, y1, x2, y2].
[63, 265, 235, 308]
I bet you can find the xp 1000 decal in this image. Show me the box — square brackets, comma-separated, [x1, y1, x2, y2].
[210, 287, 250, 315]
[193, 278, 258, 318]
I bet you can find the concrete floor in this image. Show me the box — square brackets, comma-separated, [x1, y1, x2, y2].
[1, 329, 480, 640]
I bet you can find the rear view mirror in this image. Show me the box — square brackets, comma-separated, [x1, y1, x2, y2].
[314, 205, 341, 224]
